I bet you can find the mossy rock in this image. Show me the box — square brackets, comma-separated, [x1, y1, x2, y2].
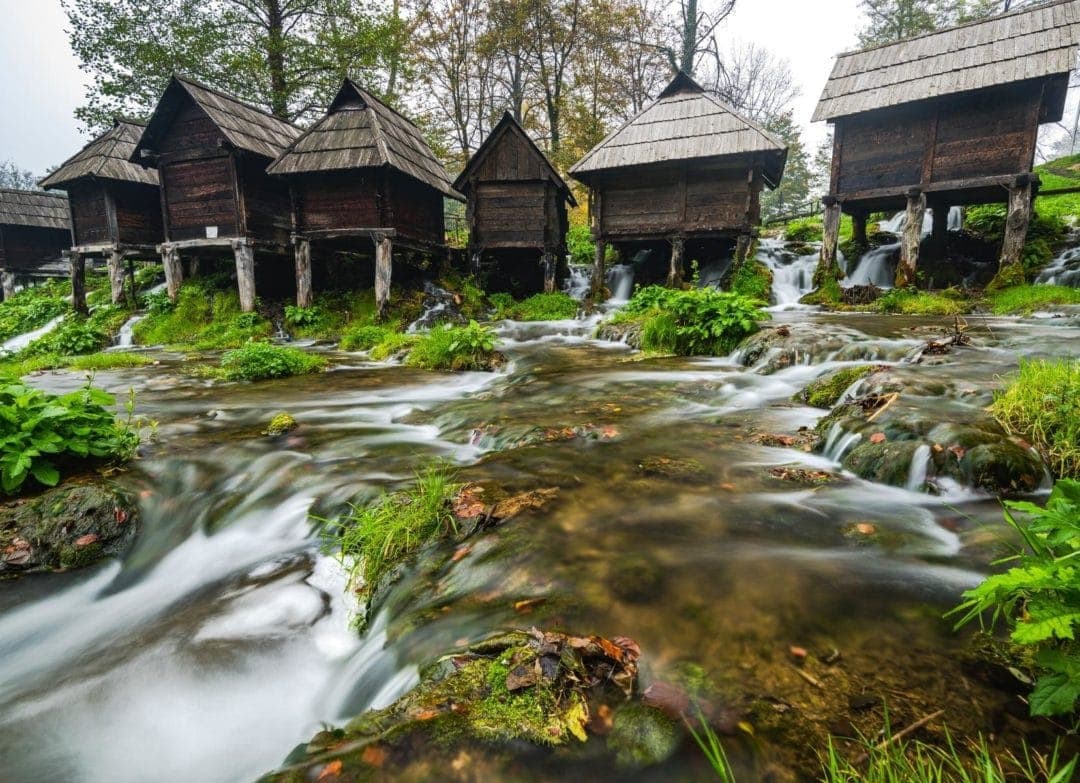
[842, 439, 925, 487]
[607, 553, 667, 604]
[799, 365, 882, 408]
[0, 481, 138, 574]
[263, 412, 298, 437]
[607, 704, 681, 769]
[986, 263, 1026, 292]
[957, 442, 1044, 496]
[597, 318, 645, 349]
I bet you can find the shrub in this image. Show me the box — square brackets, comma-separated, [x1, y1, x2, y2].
[370, 332, 420, 361]
[953, 480, 1080, 717]
[966, 205, 1067, 279]
[987, 285, 1080, 315]
[0, 286, 69, 344]
[134, 282, 271, 349]
[24, 318, 108, 357]
[567, 224, 596, 266]
[612, 286, 766, 356]
[405, 321, 500, 371]
[0, 381, 140, 494]
[875, 288, 969, 315]
[728, 260, 772, 303]
[219, 342, 326, 382]
[283, 305, 327, 328]
[784, 217, 822, 244]
[328, 464, 460, 592]
[141, 290, 173, 315]
[991, 359, 1079, 479]
[340, 324, 394, 352]
[495, 292, 578, 321]
[489, 292, 515, 318]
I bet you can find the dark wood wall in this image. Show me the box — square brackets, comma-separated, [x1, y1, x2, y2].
[112, 181, 164, 246]
[67, 180, 163, 247]
[833, 81, 1043, 204]
[161, 155, 239, 241]
[596, 160, 759, 240]
[385, 173, 444, 246]
[240, 156, 292, 246]
[0, 225, 70, 271]
[68, 181, 111, 246]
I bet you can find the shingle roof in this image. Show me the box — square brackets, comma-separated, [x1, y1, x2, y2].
[813, 0, 1080, 122]
[267, 80, 462, 199]
[40, 119, 158, 189]
[453, 112, 577, 206]
[569, 72, 787, 188]
[0, 188, 70, 230]
[133, 75, 302, 162]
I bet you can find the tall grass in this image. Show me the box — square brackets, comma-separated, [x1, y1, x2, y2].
[987, 285, 1080, 316]
[686, 712, 736, 782]
[991, 359, 1080, 479]
[333, 464, 461, 591]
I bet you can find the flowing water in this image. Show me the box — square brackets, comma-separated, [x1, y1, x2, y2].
[2, 289, 1079, 780]
[1, 314, 64, 354]
[757, 238, 816, 307]
[1036, 245, 1080, 287]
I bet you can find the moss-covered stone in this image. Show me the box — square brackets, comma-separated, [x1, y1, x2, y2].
[800, 365, 882, 408]
[986, 263, 1026, 292]
[842, 439, 925, 487]
[607, 704, 681, 768]
[263, 412, 298, 437]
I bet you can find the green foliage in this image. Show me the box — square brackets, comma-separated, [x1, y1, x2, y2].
[613, 286, 766, 357]
[493, 292, 579, 321]
[687, 710, 736, 782]
[329, 464, 460, 592]
[987, 285, 1080, 315]
[728, 260, 772, 303]
[340, 324, 394, 352]
[802, 365, 878, 409]
[0, 282, 70, 344]
[784, 218, 822, 244]
[991, 359, 1079, 480]
[66, 353, 154, 371]
[953, 480, 1080, 717]
[567, 224, 597, 266]
[369, 332, 420, 361]
[133, 282, 272, 349]
[141, 290, 173, 315]
[24, 318, 109, 357]
[404, 321, 499, 371]
[802, 275, 842, 307]
[874, 287, 969, 315]
[966, 204, 1067, 279]
[283, 305, 327, 328]
[218, 342, 326, 382]
[0, 380, 140, 494]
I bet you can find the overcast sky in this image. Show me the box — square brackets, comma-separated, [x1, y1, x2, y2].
[0, 0, 861, 176]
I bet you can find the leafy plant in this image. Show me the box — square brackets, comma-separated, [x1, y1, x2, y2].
[24, 318, 108, 357]
[987, 285, 1080, 316]
[141, 290, 173, 315]
[404, 321, 500, 371]
[611, 286, 766, 356]
[0, 380, 140, 494]
[492, 292, 578, 321]
[340, 324, 394, 352]
[284, 305, 326, 328]
[0, 283, 70, 344]
[567, 224, 597, 266]
[991, 359, 1079, 479]
[874, 287, 969, 316]
[218, 342, 326, 382]
[953, 480, 1080, 716]
[728, 259, 772, 302]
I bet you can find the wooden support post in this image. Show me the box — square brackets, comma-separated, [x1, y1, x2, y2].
[70, 252, 88, 315]
[295, 238, 313, 307]
[162, 244, 182, 302]
[127, 257, 137, 303]
[895, 188, 926, 288]
[590, 238, 606, 301]
[107, 249, 126, 305]
[852, 213, 869, 248]
[1000, 175, 1035, 272]
[234, 241, 256, 313]
[668, 237, 685, 287]
[929, 203, 948, 258]
[542, 251, 556, 293]
[733, 233, 752, 273]
[1, 270, 15, 301]
[186, 257, 200, 279]
[814, 196, 843, 288]
[375, 234, 393, 320]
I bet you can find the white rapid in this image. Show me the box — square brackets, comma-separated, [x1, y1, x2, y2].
[563, 264, 591, 300]
[757, 238, 817, 307]
[846, 242, 899, 288]
[1036, 246, 1080, 287]
[1, 315, 64, 355]
[606, 263, 635, 302]
[115, 314, 145, 347]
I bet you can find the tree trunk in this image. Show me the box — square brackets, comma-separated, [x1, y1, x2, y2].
[733, 233, 752, 275]
[680, 0, 697, 73]
[71, 253, 88, 315]
[375, 235, 393, 320]
[265, 0, 288, 119]
[234, 241, 257, 313]
[815, 198, 843, 288]
[162, 244, 183, 302]
[542, 252, 556, 293]
[1000, 178, 1034, 271]
[295, 239, 313, 308]
[590, 237, 606, 301]
[895, 189, 926, 288]
[107, 250, 126, 305]
[668, 237, 685, 287]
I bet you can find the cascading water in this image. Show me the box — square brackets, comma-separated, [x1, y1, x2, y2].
[846, 242, 899, 287]
[606, 263, 635, 301]
[1036, 246, 1080, 287]
[756, 238, 817, 307]
[408, 282, 462, 332]
[563, 263, 591, 300]
[947, 206, 962, 232]
[115, 314, 145, 347]
[1, 314, 64, 354]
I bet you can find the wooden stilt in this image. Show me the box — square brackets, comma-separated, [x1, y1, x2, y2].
[895, 188, 926, 288]
[852, 212, 869, 248]
[668, 236, 685, 287]
[186, 257, 200, 279]
[71, 252, 88, 315]
[295, 238, 313, 308]
[375, 234, 393, 320]
[234, 241, 256, 313]
[590, 237, 606, 301]
[815, 196, 843, 288]
[542, 251, 556, 293]
[733, 233, 752, 272]
[1000, 175, 1035, 271]
[108, 250, 126, 305]
[1, 270, 14, 301]
[930, 203, 948, 259]
[126, 257, 137, 303]
[162, 244, 183, 302]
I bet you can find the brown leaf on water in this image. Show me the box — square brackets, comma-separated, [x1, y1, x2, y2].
[316, 760, 343, 780]
[589, 704, 614, 735]
[855, 523, 877, 536]
[789, 646, 808, 661]
[414, 708, 440, 721]
[113, 507, 128, 524]
[513, 597, 545, 614]
[869, 432, 887, 444]
[597, 637, 626, 663]
[452, 485, 486, 519]
[451, 545, 472, 563]
[947, 445, 966, 460]
[506, 663, 539, 691]
[360, 746, 387, 767]
[612, 636, 641, 661]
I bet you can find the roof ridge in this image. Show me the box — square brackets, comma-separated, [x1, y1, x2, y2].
[835, 0, 1071, 58]
[173, 73, 301, 131]
[0, 186, 65, 197]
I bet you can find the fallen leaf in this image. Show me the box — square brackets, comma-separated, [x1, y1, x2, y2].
[506, 663, 539, 691]
[113, 507, 128, 524]
[789, 646, 808, 661]
[720, 483, 736, 491]
[414, 708, 440, 721]
[513, 597, 545, 614]
[869, 432, 887, 444]
[565, 700, 590, 742]
[642, 681, 691, 718]
[947, 445, 966, 460]
[74, 534, 100, 547]
[360, 746, 386, 767]
[451, 545, 472, 563]
[316, 760, 343, 780]
[855, 523, 877, 536]
[589, 703, 614, 735]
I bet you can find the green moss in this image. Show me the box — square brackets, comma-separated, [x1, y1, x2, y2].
[784, 218, 822, 244]
[494, 292, 578, 321]
[217, 342, 326, 382]
[802, 276, 842, 307]
[985, 264, 1027, 293]
[875, 288, 970, 315]
[986, 284, 1080, 315]
[59, 541, 104, 569]
[370, 332, 420, 361]
[991, 359, 1080, 479]
[801, 365, 879, 408]
[403, 322, 501, 372]
[340, 324, 393, 351]
[607, 704, 681, 768]
[264, 413, 298, 437]
[133, 282, 272, 349]
[729, 259, 772, 303]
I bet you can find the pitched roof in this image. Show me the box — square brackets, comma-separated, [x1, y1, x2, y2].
[569, 72, 788, 188]
[813, 0, 1080, 122]
[40, 119, 158, 189]
[267, 80, 462, 200]
[133, 75, 302, 162]
[0, 188, 70, 231]
[453, 112, 577, 206]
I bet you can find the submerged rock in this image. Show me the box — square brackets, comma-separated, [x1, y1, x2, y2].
[263, 412, 299, 437]
[607, 703, 681, 768]
[0, 481, 138, 574]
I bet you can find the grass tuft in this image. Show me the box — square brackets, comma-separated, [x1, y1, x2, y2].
[987, 285, 1080, 316]
[218, 342, 326, 382]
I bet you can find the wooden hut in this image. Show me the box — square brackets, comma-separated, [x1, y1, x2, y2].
[267, 79, 462, 313]
[453, 112, 576, 295]
[0, 189, 71, 301]
[40, 119, 163, 311]
[813, 0, 1080, 286]
[131, 75, 302, 311]
[568, 72, 787, 296]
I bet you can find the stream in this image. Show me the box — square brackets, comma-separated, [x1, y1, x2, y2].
[1, 282, 1079, 780]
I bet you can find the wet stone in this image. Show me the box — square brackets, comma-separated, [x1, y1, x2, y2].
[606, 704, 682, 769]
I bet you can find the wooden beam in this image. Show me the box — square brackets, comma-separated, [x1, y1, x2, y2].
[161, 243, 183, 302]
[70, 252, 88, 314]
[1, 269, 15, 301]
[815, 196, 843, 288]
[895, 189, 926, 287]
[375, 234, 393, 320]
[107, 249, 126, 305]
[295, 237, 313, 308]
[542, 251, 556, 294]
[1001, 175, 1034, 270]
[104, 183, 120, 245]
[590, 235, 606, 302]
[234, 240, 256, 313]
[668, 236, 685, 288]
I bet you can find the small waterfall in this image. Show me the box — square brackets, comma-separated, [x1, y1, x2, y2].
[846, 242, 899, 288]
[823, 423, 861, 463]
[1, 314, 64, 355]
[115, 314, 145, 347]
[878, 210, 936, 236]
[947, 207, 962, 232]
[906, 444, 932, 492]
[697, 258, 731, 289]
[757, 238, 816, 306]
[564, 264, 591, 300]
[408, 282, 462, 332]
[1036, 246, 1080, 287]
[606, 264, 635, 302]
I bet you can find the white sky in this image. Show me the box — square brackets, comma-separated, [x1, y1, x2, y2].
[0, 0, 862, 176]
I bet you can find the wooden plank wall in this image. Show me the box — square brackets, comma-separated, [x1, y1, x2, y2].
[158, 100, 224, 156]
[295, 171, 380, 234]
[161, 156, 239, 240]
[475, 181, 547, 247]
[240, 155, 292, 245]
[112, 181, 164, 246]
[388, 173, 443, 246]
[68, 181, 112, 246]
[0, 226, 69, 270]
[475, 128, 548, 182]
